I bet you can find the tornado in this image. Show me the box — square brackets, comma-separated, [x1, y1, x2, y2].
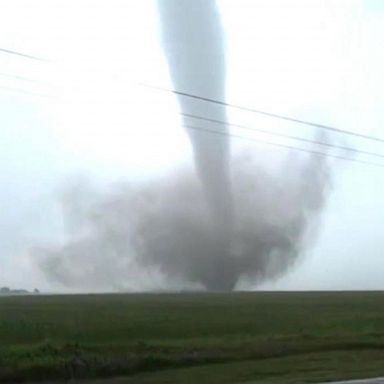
[36, 1, 333, 293]
[157, 0, 236, 290]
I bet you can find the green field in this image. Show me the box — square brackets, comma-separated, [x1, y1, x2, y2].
[1, 292, 384, 383]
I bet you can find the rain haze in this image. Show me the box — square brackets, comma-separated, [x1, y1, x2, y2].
[1, 0, 384, 292]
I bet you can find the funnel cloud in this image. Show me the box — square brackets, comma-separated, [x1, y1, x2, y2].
[157, 0, 235, 289]
[36, 0, 332, 291]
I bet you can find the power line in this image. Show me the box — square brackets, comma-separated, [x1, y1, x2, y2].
[141, 83, 384, 145]
[0, 72, 50, 86]
[0, 47, 48, 62]
[0, 85, 54, 99]
[0, 72, 382, 167]
[183, 124, 384, 169]
[3, 73, 380, 153]
[1, 69, 382, 160]
[182, 113, 384, 161]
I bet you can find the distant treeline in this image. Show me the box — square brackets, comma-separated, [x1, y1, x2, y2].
[0, 287, 40, 295]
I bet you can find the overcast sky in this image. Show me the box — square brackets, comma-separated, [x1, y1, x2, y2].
[1, 0, 384, 291]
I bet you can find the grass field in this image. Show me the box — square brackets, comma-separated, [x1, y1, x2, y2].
[0, 292, 384, 383]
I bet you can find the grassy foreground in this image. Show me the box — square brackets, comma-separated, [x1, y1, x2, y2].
[0, 292, 384, 383]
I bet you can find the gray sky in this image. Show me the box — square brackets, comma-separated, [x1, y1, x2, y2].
[1, 0, 384, 291]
